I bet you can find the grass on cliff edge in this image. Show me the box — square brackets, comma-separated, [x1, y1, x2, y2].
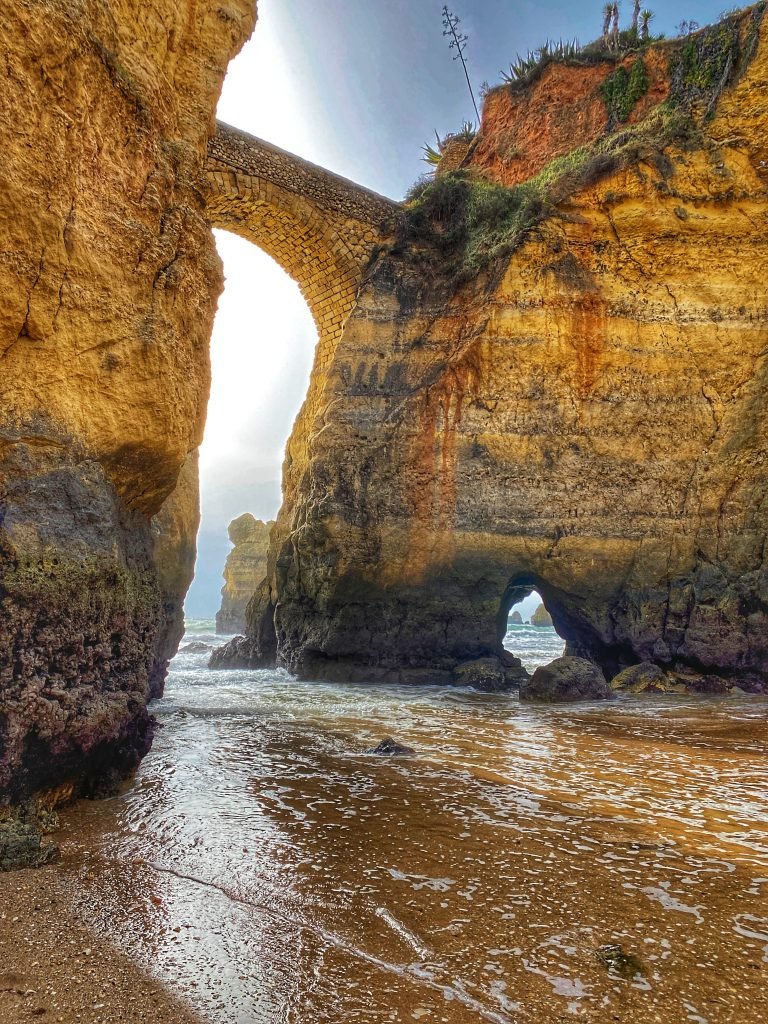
[400, 3, 765, 282]
[400, 103, 696, 279]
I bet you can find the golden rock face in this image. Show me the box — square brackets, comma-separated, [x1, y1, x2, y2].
[216, 515, 273, 635]
[248, 9, 768, 692]
[0, 0, 255, 804]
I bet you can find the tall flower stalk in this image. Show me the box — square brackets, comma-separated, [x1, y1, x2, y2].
[442, 6, 480, 123]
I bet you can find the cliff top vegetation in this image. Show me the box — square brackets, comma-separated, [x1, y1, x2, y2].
[401, 2, 765, 282]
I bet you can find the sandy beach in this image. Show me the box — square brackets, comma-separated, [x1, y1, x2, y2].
[0, 860, 199, 1024]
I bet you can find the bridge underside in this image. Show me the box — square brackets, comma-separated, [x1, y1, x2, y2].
[206, 122, 398, 370]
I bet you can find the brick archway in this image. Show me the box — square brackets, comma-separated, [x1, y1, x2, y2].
[206, 122, 398, 372]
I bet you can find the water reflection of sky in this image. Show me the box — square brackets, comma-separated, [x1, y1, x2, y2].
[59, 621, 768, 1024]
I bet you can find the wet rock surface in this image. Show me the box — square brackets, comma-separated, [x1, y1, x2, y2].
[365, 737, 416, 755]
[521, 656, 613, 703]
[209, 635, 270, 670]
[595, 944, 646, 980]
[452, 655, 529, 691]
[0, 821, 57, 873]
[611, 662, 683, 694]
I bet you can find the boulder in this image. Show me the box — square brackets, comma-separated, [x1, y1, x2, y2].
[209, 636, 263, 669]
[610, 661, 684, 694]
[452, 656, 530, 692]
[521, 656, 613, 703]
[0, 822, 57, 873]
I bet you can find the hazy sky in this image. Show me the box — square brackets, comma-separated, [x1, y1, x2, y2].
[187, 0, 731, 617]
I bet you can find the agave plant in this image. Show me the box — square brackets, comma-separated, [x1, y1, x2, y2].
[501, 37, 582, 82]
[422, 131, 443, 167]
[640, 8, 654, 41]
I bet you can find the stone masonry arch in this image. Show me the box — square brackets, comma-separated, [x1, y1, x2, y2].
[206, 122, 399, 371]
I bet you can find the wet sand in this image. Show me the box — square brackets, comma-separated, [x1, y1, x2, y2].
[3, 622, 766, 1024]
[0, 861, 200, 1024]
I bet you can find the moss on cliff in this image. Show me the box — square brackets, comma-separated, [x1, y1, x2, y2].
[400, 101, 696, 280]
[601, 58, 649, 124]
[400, 9, 768, 281]
[669, 4, 766, 112]
[1, 555, 160, 625]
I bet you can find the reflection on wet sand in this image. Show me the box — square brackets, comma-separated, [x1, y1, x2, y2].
[59, 624, 768, 1023]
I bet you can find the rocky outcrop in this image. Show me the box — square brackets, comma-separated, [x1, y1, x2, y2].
[226, 8, 768, 695]
[521, 657, 613, 703]
[530, 603, 554, 627]
[452, 655, 529, 691]
[508, 610, 523, 625]
[610, 661, 686, 694]
[0, 0, 255, 818]
[216, 515, 273, 634]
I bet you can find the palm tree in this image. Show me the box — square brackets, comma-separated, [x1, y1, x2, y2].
[602, 2, 613, 43]
[631, 0, 641, 35]
[611, 3, 620, 48]
[640, 8, 654, 41]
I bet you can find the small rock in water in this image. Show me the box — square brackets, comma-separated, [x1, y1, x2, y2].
[595, 944, 645, 979]
[180, 641, 211, 653]
[366, 737, 415, 755]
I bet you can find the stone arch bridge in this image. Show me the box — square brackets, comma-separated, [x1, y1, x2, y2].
[206, 121, 399, 369]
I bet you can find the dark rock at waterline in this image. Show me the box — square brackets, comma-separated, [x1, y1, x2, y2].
[209, 635, 272, 670]
[180, 641, 211, 654]
[0, 822, 57, 872]
[452, 655, 529, 692]
[610, 661, 681, 694]
[521, 656, 613, 703]
[595, 944, 645, 979]
[366, 737, 415, 756]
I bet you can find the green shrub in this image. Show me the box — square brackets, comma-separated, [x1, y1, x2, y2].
[601, 57, 649, 123]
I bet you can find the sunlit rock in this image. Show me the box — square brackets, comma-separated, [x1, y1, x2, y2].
[216, 514, 273, 634]
[521, 657, 613, 703]
[530, 603, 554, 628]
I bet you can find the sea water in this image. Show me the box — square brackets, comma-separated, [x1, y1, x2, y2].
[60, 619, 768, 1023]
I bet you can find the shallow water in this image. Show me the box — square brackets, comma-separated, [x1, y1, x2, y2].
[61, 620, 768, 1023]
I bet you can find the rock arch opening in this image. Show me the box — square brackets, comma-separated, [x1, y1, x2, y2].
[496, 579, 565, 673]
[184, 229, 315, 623]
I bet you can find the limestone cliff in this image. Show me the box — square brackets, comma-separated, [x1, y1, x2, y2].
[216, 515, 273, 634]
[228, 7, 768, 694]
[0, 0, 255, 811]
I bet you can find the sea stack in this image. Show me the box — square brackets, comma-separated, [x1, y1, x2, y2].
[530, 604, 554, 628]
[216, 515, 274, 634]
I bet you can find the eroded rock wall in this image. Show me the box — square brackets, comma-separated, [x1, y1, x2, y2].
[245, 10, 768, 693]
[0, 0, 255, 806]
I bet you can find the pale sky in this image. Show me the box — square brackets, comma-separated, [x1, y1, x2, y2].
[186, 0, 731, 617]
